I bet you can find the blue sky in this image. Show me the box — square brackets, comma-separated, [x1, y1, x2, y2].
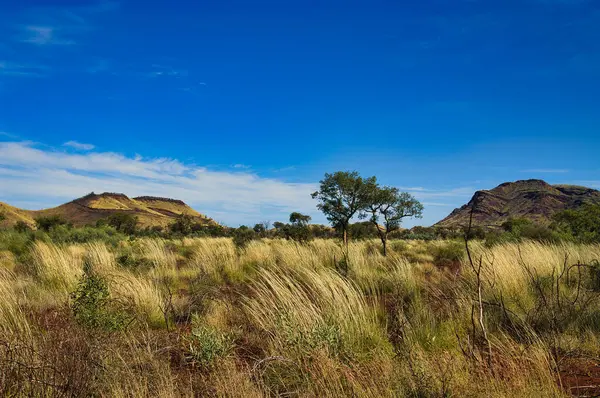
[1, 0, 599, 226]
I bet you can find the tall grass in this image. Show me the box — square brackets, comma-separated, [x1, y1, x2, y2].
[30, 240, 83, 293]
[245, 265, 391, 360]
[2, 236, 598, 396]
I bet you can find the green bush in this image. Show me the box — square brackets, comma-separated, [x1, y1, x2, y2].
[104, 213, 139, 235]
[71, 261, 132, 331]
[116, 251, 154, 271]
[430, 241, 464, 267]
[49, 225, 125, 245]
[13, 221, 32, 233]
[35, 215, 68, 232]
[187, 317, 234, 368]
[232, 226, 256, 249]
[552, 205, 600, 243]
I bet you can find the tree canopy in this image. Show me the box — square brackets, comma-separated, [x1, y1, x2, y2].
[362, 183, 423, 255]
[311, 171, 375, 248]
[312, 170, 423, 254]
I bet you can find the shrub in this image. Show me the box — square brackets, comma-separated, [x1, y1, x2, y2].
[48, 225, 125, 245]
[552, 204, 600, 243]
[71, 260, 132, 331]
[430, 241, 464, 267]
[35, 215, 67, 232]
[187, 316, 234, 368]
[105, 212, 139, 235]
[13, 221, 32, 233]
[232, 226, 256, 249]
[170, 214, 194, 236]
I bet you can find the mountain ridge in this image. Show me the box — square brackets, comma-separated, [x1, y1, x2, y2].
[436, 179, 600, 229]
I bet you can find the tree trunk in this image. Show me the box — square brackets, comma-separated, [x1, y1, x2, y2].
[382, 236, 387, 256]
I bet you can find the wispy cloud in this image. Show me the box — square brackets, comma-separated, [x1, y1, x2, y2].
[19, 25, 75, 46]
[521, 168, 570, 173]
[63, 141, 95, 151]
[422, 202, 452, 207]
[401, 186, 475, 199]
[147, 64, 187, 78]
[0, 61, 47, 77]
[232, 164, 251, 169]
[13, 2, 120, 48]
[0, 141, 319, 226]
[0, 132, 19, 139]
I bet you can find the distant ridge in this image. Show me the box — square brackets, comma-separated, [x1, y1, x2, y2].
[0, 192, 216, 229]
[436, 179, 600, 229]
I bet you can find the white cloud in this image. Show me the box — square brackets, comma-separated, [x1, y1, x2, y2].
[63, 141, 95, 151]
[20, 25, 75, 46]
[0, 140, 477, 226]
[0, 141, 319, 226]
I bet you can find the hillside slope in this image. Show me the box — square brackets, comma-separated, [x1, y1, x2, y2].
[436, 179, 600, 229]
[0, 202, 36, 228]
[0, 192, 216, 229]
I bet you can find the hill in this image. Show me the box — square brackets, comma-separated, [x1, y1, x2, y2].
[0, 192, 216, 229]
[436, 179, 600, 229]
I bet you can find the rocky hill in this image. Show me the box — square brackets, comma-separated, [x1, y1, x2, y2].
[0, 192, 216, 229]
[436, 179, 600, 229]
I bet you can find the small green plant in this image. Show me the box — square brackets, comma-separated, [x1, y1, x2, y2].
[71, 260, 132, 331]
[13, 221, 32, 233]
[187, 318, 234, 368]
[430, 241, 464, 267]
[277, 314, 344, 358]
[116, 251, 154, 271]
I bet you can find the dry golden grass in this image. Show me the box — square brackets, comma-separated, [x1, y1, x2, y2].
[30, 240, 83, 293]
[3, 236, 599, 396]
[0, 267, 31, 337]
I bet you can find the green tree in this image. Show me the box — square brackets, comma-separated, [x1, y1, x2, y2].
[107, 212, 139, 235]
[35, 215, 67, 232]
[0, 212, 5, 223]
[232, 225, 256, 248]
[552, 205, 600, 242]
[311, 171, 374, 250]
[288, 212, 313, 242]
[363, 185, 423, 256]
[501, 217, 532, 234]
[170, 213, 194, 235]
[253, 223, 266, 235]
[289, 212, 311, 226]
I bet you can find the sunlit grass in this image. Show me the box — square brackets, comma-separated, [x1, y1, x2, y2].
[2, 236, 598, 396]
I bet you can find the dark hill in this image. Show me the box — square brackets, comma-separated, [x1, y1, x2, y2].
[435, 179, 600, 229]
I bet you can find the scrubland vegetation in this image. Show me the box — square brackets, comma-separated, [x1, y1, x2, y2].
[1, 172, 600, 396]
[1, 230, 600, 396]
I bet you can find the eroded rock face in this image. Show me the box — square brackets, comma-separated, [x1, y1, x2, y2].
[436, 179, 600, 229]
